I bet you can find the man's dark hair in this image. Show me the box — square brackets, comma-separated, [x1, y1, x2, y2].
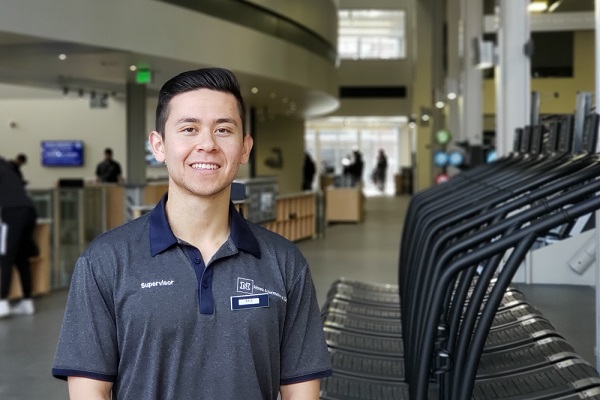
[104, 148, 113, 156]
[16, 153, 27, 163]
[155, 67, 246, 137]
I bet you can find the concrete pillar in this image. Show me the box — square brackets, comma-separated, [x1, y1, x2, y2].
[413, 0, 434, 190]
[125, 82, 147, 221]
[431, 0, 446, 143]
[125, 82, 147, 186]
[460, 0, 483, 145]
[593, 0, 600, 373]
[495, 0, 530, 156]
[446, 0, 461, 141]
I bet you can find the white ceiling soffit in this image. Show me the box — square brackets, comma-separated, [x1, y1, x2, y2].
[484, 11, 594, 33]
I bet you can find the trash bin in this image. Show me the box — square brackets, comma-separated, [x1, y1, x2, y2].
[401, 167, 413, 195]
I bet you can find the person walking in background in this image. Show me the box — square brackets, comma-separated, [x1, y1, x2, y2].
[302, 151, 316, 191]
[374, 148, 388, 192]
[8, 153, 28, 186]
[349, 147, 364, 187]
[95, 147, 123, 183]
[0, 157, 38, 317]
[53, 67, 331, 400]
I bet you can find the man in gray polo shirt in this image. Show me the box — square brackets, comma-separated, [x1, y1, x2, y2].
[52, 68, 332, 399]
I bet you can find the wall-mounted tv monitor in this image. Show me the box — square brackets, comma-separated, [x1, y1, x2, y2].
[41, 140, 84, 166]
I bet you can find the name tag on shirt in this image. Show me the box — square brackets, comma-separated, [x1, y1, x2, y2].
[231, 293, 269, 310]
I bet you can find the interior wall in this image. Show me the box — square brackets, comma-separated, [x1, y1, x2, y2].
[333, 60, 413, 117]
[254, 118, 305, 194]
[0, 93, 270, 190]
[483, 30, 595, 117]
[0, 96, 127, 189]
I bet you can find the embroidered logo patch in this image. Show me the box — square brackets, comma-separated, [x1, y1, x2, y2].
[237, 277, 254, 294]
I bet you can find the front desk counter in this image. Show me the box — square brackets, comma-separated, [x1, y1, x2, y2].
[7, 219, 51, 300]
[238, 191, 317, 242]
[12, 185, 316, 301]
[325, 186, 365, 223]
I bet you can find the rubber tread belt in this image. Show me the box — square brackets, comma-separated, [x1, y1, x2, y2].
[471, 359, 600, 400]
[326, 288, 526, 313]
[484, 317, 559, 353]
[544, 386, 600, 399]
[323, 298, 402, 319]
[324, 327, 404, 356]
[322, 311, 403, 337]
[476, 337, 579, 378]
[328, 348, 404, 381]
[322, 292, 526, 320]
[329, 278, 400, 293]
[328, 277, 520, 297]
[319, 372, 439, 400]
[324, 316, 558, 357]
[322, 303, 544, 339]
[327, 337, 579, 382]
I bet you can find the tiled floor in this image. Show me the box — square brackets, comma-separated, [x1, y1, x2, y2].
[0, 194, 596, 399]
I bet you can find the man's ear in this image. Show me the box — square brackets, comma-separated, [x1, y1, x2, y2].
[241, 134, 253, 164]
[149, 131, 166, 163]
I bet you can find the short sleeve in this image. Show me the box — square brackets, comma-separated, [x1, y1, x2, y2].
[280, 266, 332, 384]
[52, 255, 118, 382]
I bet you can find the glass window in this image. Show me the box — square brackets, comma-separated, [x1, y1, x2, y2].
[306, 118, 405, 195]
[338, 9, 406, 60]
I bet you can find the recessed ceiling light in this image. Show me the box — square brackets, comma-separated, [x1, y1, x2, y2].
[270, 92, 277, 99]
[528, 1, 547, 12]
[251, 87, 259, 94]
[548, 0, 561, 12]
[58, 54, 67, 61]
[129, 65, 137, 71]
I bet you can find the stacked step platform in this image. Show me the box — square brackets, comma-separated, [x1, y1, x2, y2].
[320, 114, 600, 400]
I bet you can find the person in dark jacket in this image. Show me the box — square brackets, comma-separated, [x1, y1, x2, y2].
[95, 148, 123, 183]
[0, 157, 37, 317]
[302, 152, 316, 191]
[8, 153, 27, 186]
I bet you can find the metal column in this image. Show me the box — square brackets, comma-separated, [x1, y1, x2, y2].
[460, 0, 483, 145]
[495, 0, 530, 156]
[445, 0, 461, 141]
[125, 82, 147, 219]
[594, 0, 600, 373]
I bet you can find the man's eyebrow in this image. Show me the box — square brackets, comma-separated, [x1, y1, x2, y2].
[174, 117, 201, 125]
[174, 117, 238, 126]
[215, 117, 238, 126]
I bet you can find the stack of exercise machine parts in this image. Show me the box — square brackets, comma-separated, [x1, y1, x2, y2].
[319, 112, 600, 400]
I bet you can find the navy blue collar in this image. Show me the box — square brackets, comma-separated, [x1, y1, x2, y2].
[149, 194, 261, 259]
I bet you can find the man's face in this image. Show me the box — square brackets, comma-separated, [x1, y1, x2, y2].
[149, 89, 252, 199]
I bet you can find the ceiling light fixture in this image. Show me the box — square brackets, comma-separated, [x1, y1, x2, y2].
[129, 65, 137, 71]
[528, 1, 547, 12]
[251, 87, 259, 94]
[58, 54, 67, 61]
[547, 0, 561, 12]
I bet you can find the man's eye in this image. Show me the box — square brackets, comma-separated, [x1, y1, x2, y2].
[216, 128, 232, 135]
[181, 127, 196, 133]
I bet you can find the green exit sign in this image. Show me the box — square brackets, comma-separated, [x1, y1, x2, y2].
[136, 68, 152, 84]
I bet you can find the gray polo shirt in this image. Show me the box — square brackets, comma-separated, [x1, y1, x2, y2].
[52, 195, 332, 399]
